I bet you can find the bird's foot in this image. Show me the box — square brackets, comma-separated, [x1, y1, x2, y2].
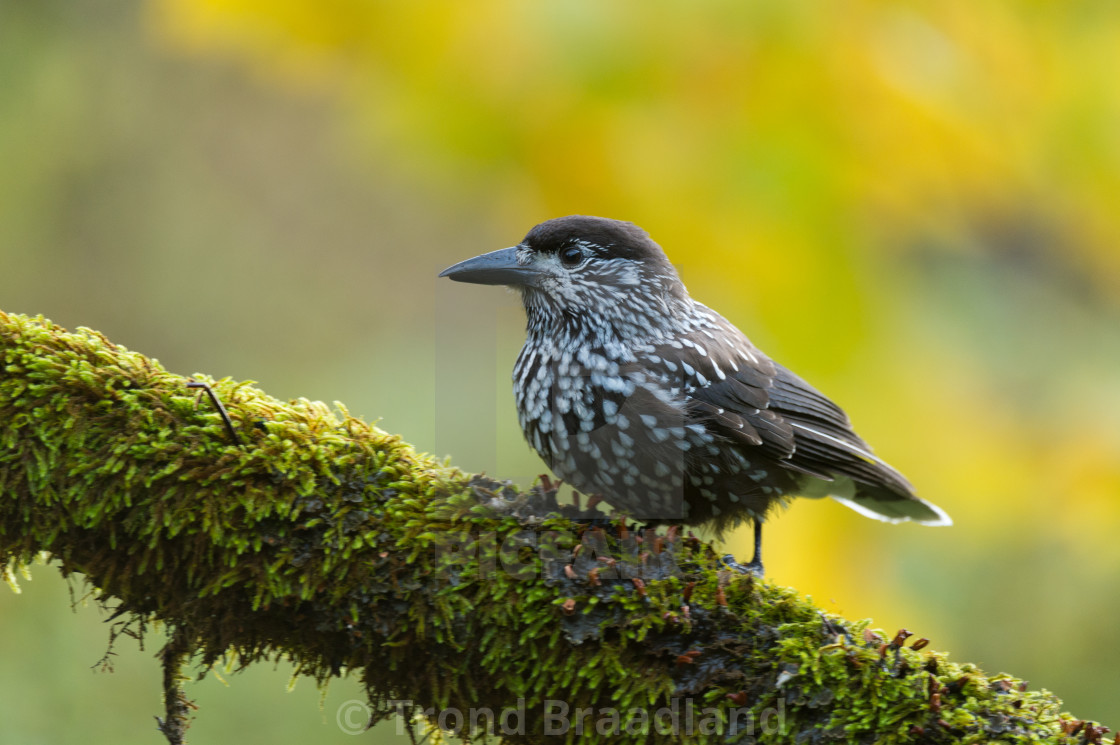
[573, 509, 640, 542]
[720, 553, 764, 578]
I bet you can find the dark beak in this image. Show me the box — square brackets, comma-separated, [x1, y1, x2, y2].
[438, 247, 538, 287]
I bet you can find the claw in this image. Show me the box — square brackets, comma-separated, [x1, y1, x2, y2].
[720, 553, 763, 578]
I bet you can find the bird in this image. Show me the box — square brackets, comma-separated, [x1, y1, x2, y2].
[439, 215, 950, 574]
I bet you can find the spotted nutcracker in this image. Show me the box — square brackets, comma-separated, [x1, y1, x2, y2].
[439, 215, 950, 574]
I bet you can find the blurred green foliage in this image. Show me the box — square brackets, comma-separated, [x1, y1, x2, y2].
[2, 0, 1119, 740]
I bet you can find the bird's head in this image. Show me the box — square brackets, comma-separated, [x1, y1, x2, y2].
[439, 216, 688, 334]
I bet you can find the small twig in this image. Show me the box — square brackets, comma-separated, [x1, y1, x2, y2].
[155, 629, 195, 745]
[186, 381, 244, 447]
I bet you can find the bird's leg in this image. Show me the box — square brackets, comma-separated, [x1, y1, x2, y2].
[746, 520, 764, 576]
[720, 520, 765, 577]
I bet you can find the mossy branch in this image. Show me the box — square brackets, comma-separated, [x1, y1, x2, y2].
[0, 311, 1108, 744]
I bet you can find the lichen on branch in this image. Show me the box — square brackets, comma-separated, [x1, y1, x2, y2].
[0, 311, 1106, 744]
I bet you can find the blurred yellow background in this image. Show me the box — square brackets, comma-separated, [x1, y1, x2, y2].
[2, 0, 1119, 740]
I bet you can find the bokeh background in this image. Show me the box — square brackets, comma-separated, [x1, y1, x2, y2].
[2, 0, 1119, 741]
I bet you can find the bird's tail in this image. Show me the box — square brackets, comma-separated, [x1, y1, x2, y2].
[831, 483, 952, 526]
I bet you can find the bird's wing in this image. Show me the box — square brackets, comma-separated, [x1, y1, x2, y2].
[766, 363, 916, 496]
[638, 326, 806, 469]
[645, 324, 914, 497]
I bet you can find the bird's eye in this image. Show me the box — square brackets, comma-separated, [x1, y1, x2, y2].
[559, 246, 584, 267]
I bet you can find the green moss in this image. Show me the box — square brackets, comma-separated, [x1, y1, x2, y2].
[0, 311, 1108, 744]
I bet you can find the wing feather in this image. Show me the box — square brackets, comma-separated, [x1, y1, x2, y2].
[646, 323, 916, 500]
